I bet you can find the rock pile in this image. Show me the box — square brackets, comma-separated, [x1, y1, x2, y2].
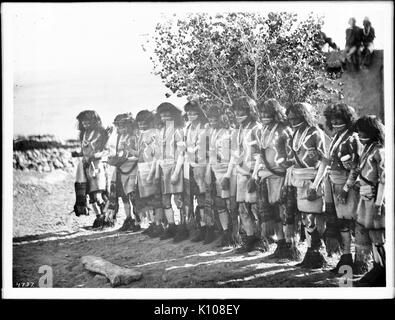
[13, 135, 80, 172]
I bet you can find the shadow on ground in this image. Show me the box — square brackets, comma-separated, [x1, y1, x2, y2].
[13, 226, 342, 288]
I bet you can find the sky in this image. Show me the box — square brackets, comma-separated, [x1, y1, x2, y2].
[4, 2, 393, 140]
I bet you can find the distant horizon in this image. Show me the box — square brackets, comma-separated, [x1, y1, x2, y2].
[6, 2, 392, 139]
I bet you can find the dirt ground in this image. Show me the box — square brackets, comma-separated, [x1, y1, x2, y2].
[13, 169, 350, 288]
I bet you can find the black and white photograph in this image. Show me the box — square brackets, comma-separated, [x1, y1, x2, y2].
[2, 1, 394, 300]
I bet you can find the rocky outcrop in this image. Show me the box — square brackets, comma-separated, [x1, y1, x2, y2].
[13, 135, 80, 172]
[324, 50, 384, 121]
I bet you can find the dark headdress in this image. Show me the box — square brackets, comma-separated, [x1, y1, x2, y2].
[113, 112, 133, 125]
[257, 98, 288, 125]
[136, 110, 155, 128]
[157, 102, 182, 115]
[323, 103, 357, 131]
[156, 102, 184, 128]
[76, 110, 106, 142]
[231, 96, 258, 116]
[286, 102, 317, 127]
[206, 104, 222, 118]
[76, 110, 102, 124]
[355, 115, 384, 146]
[183, 100, 208, 124]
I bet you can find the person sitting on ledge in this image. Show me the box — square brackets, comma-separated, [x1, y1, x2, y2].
[344, 17, 362, 70]
[360, 17, 376, 68]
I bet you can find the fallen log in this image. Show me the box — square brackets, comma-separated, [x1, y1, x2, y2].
[81, 255, 142, 287]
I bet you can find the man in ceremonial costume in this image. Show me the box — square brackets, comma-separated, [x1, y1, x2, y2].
[135, 110, 163, 237]
[315, 104, 371, 274]
[253, 98, 300, 260]
[228, 96, 262, 253]
[72, 110, 111, 229]
[155, 102, 187, 241]
[354, 115, 385, 287]
[107, 113, 141, 232]
[285, 102, 328, 268]
[204, 104, 238, 246]
[182, 101, 216, 243]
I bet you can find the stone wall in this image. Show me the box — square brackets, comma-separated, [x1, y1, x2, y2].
[13, 135, 80, 172]
[325, 50, 384, 121]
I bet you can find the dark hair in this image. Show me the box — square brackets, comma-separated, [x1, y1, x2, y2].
[349, 17, 356, 25]
[323, 103, 357, 131]
[113, 113, 136, 134]
[183, 100, 208, 124]
[286, 102, 317, 127]
[156, 102, 184, 128]
[206, 102, 230, 128]
[232, 96, 256, 112]
[355, 115, 385, 146]
[136, 110, 155, 129]
[258, 98, 288, 125]
[113, 112, 131, 123]
[363, 18, 371, 27]
[76, 110, 105, 142]
[231, 96, 258, 123]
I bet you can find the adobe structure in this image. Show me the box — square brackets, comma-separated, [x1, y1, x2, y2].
[327, 50, 384, 122]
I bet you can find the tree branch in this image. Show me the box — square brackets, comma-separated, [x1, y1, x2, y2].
[221, 77, 233, 105]
[257, 82, 272, 101]
[265, 52, 283, 97]
[210, 54, 253, 101]
[195, 80, 232, 106]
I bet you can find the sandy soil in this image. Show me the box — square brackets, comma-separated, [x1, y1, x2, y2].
[13, 169, 350, 288]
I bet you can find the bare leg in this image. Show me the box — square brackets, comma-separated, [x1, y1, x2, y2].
[297, 213, 326, 268]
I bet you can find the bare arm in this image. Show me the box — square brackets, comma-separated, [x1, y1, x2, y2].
[310, 129, 330, 190]
[342, 134, 360, 191]
[374, 147, 385, 207]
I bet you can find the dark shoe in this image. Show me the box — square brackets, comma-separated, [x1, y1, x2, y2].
[103, 218, 115, 228]
[285, 242, 302, 261]
[92, 215, 105, 229]
[354, 263, 386, 287]
[160, 223, 177, 240]
[142, 223, 155, 235]
[270, 240, 301, 261]
[252, 238, 271, 252]
[271, 239, 287, 257]
[203, 226, 216, 245]
[191, 226, 206, 242]
[173, 224, 189, 243]
[236, 235, 258, 253]
[330, 253, 353, 274]
[217, 230, 231, 247]
[307, 250, 327, 269]
[119, 217, 133, 232]
[296, 248, 312, 267]
[131, 223, 141, 232]
[353, 260, 370, 276]
[150, 224, 164, 238]
[297, 248, 326, 269]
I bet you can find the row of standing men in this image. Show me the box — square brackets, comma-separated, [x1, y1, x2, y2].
[72, 97, 385, 287]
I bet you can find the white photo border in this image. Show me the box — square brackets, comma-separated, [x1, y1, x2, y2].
[2, 1, 394, 299]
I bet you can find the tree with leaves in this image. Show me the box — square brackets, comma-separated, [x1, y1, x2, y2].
[144, 12, 341, 120]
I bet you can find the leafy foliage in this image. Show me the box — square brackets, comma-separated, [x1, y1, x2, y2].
[145, 12, 342, 118]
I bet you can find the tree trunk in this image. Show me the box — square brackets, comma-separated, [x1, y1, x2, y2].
[81, 255, 142, 287]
